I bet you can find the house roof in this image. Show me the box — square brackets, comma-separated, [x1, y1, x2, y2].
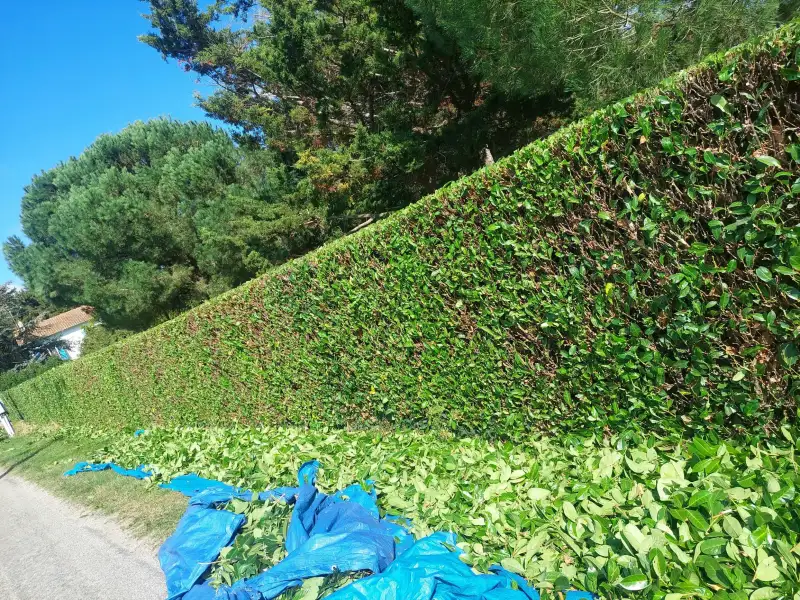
[31, 306, 93, 339]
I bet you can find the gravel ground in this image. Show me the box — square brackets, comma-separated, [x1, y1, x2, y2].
[0, 473, 167, 600]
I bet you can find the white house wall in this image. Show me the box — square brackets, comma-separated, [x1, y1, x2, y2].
[43, 324, 88, 360]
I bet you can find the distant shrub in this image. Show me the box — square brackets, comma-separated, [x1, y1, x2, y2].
[0, 358, 61, 393]
[80, 323, 134, 357]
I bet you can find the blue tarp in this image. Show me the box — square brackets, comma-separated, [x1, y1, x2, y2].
[327, 532, 538, 600]
[64, 461, 152, 479]
[66, 459, 592, 600]
[173, 461, 416, 600]
[162, 504, 246, 599]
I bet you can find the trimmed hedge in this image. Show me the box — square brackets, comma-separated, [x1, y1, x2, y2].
[7, 24, 800, 436]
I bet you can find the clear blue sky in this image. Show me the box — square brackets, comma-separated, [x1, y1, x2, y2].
[0, 1, 215, 286]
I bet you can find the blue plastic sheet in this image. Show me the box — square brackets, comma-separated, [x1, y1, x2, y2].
[327, 532, 537, 600]
[65, 459, 592, 600]
[64, 461, 151, 479]
[161, 474, 257, 502]
[178, 461, 415, 600]
[162, 504, 246, 600]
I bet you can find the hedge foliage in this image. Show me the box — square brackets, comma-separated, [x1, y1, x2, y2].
[6, 24, 800, 435]
[82, 425, 800, 599]
[0, 357, 60, 393]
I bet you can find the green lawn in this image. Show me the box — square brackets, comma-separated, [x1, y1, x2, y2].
[0, 429, 186, 544]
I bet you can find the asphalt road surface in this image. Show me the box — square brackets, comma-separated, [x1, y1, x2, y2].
[0, 473, 166, 599]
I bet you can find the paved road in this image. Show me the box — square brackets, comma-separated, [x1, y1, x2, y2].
[0, 473, 166, 599]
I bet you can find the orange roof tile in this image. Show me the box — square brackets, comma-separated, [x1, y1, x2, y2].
[31, 306, 94, 339]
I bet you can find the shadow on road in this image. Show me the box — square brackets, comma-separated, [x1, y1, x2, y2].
[0, 439, 56, 481]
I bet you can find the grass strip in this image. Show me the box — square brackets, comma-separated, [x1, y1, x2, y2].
[0, 427, 185, 544]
